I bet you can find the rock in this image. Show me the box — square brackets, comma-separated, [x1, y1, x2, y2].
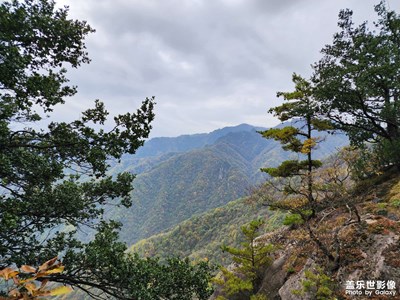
[258, 252, 290, 300]
[278, 259, 316, 300]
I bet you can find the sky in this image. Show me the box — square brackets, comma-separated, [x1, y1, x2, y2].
[53, 0, 392, 137]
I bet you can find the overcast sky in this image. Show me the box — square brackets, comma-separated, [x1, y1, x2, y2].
[54, 0, 391, 137]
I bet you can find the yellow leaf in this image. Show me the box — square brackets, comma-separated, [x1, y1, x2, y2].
[37, 265, 65, 277]
[0, 267, 19, 280]
[48, 285, 73, 296]
[20, 265, 36, 273]
[25, 282, 37, 294]
[19, 276, 36, 284]
[49, 265, 64, 273]
[38, 257, 58, 271]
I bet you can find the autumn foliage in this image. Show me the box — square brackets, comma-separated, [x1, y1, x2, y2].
[0, 257, 72, 299]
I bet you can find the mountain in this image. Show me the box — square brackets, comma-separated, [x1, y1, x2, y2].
[134, 123, 260, 158]
[107, 123, 348, 246]
[109, 124, 260, 175]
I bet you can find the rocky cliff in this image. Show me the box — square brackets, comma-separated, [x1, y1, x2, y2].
[212, 170, 400, 299]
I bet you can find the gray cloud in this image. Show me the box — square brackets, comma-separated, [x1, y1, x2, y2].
[55, 0, 381, 137]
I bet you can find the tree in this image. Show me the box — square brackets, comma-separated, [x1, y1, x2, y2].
[292, 266, 335, 300]
[0, 1, 214, 299]
[214, 219, 273, 300]
[260, 75, 349, 268]
[312, 1, 400, 167]
[62, 223, 215, 300]
[260, 74, 331, 218]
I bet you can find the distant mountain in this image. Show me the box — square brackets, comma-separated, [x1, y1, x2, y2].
[134, 123, 261, 158]
[110, 124, 260, 175]
[107, 123, 348, 246]
[114, 130, 263, 245]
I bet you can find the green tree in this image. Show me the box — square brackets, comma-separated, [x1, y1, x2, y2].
[260, 75, 342, 266]
[214, 219, 273, 299]
[260, 74, 331, 218]
[0, 0, 213, 299]
[292, 266, 335, 300]
[62, 223, 214, 300]
[312, 1, 400, 167]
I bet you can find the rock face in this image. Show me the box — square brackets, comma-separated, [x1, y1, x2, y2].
[211, 174, 400, 299]
[278, 259, 316, 300]
[259, 253, 290, 300]
[211, 216, 400, 299]
[276, 215, 399, 298]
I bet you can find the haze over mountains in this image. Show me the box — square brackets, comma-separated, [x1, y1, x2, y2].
[104, 122, 349, 247]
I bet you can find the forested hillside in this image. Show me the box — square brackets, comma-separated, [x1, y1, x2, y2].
[130, 195, 284, 264]
[108, 124, 348, 245]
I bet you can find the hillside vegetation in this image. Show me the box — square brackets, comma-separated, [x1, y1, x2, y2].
[109, 125, 347, 245]
[130, 196, 284, 264]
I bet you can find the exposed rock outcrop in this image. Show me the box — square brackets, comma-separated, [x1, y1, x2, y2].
[211, 173, 400, 299]
[212, 213, 400, 299]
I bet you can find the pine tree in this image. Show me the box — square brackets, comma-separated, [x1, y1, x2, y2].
[313, 1, 400, 168]
[260, 74, 332, 218]
[214, 219, 273, 299]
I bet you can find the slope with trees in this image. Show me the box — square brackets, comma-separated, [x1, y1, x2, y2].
[212, 3, 400, 299]
[236, 2, 400, 298]
[130, 195, 284, 264]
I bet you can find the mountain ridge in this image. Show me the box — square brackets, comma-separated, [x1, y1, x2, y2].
[135, 123, 264, 158]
